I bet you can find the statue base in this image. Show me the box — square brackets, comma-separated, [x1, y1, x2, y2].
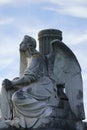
[0, 121, 87, 130]
[0, 128, 75, 130]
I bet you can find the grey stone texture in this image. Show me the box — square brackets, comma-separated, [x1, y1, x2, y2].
[38, 29, 62, 55]
[0, 29, 86, 130]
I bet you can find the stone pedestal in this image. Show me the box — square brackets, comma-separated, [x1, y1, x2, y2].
[38, 29, 62, 55]
[1, 122, 87, 130]
[0, 128, 73, 130]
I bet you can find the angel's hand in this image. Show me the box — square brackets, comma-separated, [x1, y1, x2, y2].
[2, 79, 13, 91]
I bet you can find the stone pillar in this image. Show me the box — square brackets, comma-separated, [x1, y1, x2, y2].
[38, 29, 62, 55]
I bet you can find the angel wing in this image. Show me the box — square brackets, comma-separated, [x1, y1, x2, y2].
[51, 39, 85, 120]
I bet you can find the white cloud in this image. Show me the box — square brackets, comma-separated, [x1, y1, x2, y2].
[43, 0, 87, 18]
[1, 0, 87, 18]
[0, 37, 18, 54]
[0, 35, 19, 73]
[60, 6, 87, 18]
[0, 0, 12, 4]
[50, 0, 87, 6]
[0, 18, 14, 25]
[44, 6, 87, 18]
[63, 30, 87, 45]
[0, 0, 47, 5]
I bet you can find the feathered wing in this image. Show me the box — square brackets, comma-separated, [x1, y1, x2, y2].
[52, 40, 85, 120]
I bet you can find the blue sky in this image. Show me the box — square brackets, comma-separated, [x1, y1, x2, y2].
[0, 0, 87, 120]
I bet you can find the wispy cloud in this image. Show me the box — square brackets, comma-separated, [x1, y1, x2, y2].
[60, 6, 87, 18]
[0, 18, 14, 25]
[50, 0, 87, 6]
[0, 0, 12, 4]
[43, 0, 87, 18]
[63, 31, 87, 45]
[0, 0, 47, 5]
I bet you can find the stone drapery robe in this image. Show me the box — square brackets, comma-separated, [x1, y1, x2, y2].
[0, 53, 58, 128]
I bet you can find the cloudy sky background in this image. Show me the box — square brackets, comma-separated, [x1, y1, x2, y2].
[0, 0, 87, 120]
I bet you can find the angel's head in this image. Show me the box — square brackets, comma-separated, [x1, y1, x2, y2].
[20, 35, 37, 56]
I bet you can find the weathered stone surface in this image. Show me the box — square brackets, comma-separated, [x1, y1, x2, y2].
[0, 29, 86, 130]
[83, 122, 87, 130]
[38, 29, 62, 55]
[1, 121, 87, 130]
[0, 127, 75, 130]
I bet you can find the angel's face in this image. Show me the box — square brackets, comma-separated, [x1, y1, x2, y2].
[20, 40, 35, 56]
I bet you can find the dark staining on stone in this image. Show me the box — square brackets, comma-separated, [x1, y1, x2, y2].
[76, 103, 85, 120]
[77, 90, 83, 99]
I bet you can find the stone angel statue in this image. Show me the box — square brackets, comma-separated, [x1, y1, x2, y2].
[47, 39, 85, 121]
[0, 35, 59, 129]
[0, 30, 85, 130]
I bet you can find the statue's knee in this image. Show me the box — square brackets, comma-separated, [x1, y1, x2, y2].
[12, 90, 25, 103]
